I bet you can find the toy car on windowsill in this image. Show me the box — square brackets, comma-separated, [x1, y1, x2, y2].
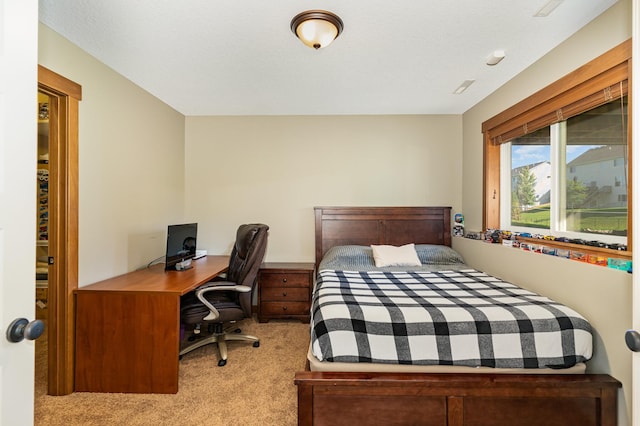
[586, 240, 607, 248]
[607, 243, 628, 251]
[569, 238, 587, 245]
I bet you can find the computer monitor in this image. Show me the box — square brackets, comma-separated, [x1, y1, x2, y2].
[164, 223, 198, 270]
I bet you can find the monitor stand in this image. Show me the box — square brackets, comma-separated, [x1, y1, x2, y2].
[175, 259, 192, 271]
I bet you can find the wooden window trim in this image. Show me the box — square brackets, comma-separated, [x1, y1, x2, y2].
[482, 39, 632, 256]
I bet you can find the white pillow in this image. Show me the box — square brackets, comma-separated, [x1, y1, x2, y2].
[371, 243, 422, 267]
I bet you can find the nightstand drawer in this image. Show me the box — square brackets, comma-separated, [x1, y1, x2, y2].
[261, 287, 309, 301]
[259, 272, 310, 288]
[260, 301, 309, 317]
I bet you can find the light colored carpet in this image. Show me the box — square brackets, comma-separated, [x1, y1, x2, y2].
[35, 318, 309, 425]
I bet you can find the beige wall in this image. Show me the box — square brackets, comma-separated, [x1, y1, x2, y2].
[184, 115, 462, 261]
[38, 23, 187, 284]
[37, 22, 464, 287]
[460, 1, 633, 424]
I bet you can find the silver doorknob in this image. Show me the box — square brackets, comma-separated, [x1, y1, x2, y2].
[5, 318, 45, 343]
[625, 330, 640, 352]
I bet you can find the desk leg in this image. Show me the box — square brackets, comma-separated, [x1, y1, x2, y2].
[75, 292, 180, 393]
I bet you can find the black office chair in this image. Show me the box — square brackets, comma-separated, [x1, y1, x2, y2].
[179, 223, 269, 366]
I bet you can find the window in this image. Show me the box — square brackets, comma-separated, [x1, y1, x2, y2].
[502, 97, 627, 242]
[482, 39, 631, 250]
[507, 128, 551, 230]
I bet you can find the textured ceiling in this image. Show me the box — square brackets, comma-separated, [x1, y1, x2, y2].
[39, 0, 619, 116]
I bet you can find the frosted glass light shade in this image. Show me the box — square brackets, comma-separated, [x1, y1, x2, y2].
[296, 19, 339, 49]
[291, 10, 344, 50]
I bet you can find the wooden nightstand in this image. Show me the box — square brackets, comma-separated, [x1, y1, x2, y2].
[258, 262, 315, 323]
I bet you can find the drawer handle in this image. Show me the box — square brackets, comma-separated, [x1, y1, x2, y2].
[282, 306, 287, 311]
[282, 278, 287, 283]
[283, 292, 287, 297]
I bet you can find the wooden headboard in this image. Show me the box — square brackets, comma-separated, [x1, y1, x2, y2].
[314, 206, 452, 267]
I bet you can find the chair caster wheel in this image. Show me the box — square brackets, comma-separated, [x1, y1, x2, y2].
[218, 359, 227, 367]
[234, 328, 241, 333]
[253, 341, 260, 348]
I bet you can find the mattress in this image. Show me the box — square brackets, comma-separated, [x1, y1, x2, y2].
[306, 345, 586, 374]
[311, 245, 593, 371]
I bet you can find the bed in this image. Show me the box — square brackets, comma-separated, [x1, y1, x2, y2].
[295, 206, 620, 426]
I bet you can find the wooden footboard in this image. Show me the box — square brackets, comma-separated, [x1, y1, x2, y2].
[295, 372, 620, 426]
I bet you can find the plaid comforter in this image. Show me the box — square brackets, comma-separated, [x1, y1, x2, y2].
[311, 269, 593, 369]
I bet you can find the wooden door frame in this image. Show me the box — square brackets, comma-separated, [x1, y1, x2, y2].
[37, 65, 81, 396]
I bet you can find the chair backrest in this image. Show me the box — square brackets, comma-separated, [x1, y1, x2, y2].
[227, 224, 269, 313]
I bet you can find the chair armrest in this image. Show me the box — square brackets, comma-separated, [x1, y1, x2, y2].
[196, 281, 251, 294]
[195, 282, 252, 321]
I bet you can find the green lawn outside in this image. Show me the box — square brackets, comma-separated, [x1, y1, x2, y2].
[512, 205, 627, 235]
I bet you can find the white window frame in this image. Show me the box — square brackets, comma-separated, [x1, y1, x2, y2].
[500, 121, 627, 245]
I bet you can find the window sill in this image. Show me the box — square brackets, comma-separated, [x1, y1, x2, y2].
[515, 236, 631, 261]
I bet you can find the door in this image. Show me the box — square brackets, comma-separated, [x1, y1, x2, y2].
[0, 0, 39, 425]
[625, 5, 640, 426]
[625, 0, 640, 426]
[631, 3, 640, 426]
[37, 67, 82, 396]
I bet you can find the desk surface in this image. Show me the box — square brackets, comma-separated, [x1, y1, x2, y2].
[77, 255, 229, 295]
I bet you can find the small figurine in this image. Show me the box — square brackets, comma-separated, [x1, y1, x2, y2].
[453, 213, 464, 237]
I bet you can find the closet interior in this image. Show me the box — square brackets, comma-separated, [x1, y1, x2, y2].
[36, 93, 49, 321]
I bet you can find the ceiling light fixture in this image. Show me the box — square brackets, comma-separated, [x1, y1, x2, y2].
[453, 80, 475, 95]
[486, 50, 506, 66]
[534, 0, 564, 17]
[291, 10, 344, 50]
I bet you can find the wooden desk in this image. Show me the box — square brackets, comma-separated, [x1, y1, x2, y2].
[74, 255, 229, 394]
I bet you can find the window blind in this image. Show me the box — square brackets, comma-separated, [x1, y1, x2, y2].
[482, 40, 631, 145]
